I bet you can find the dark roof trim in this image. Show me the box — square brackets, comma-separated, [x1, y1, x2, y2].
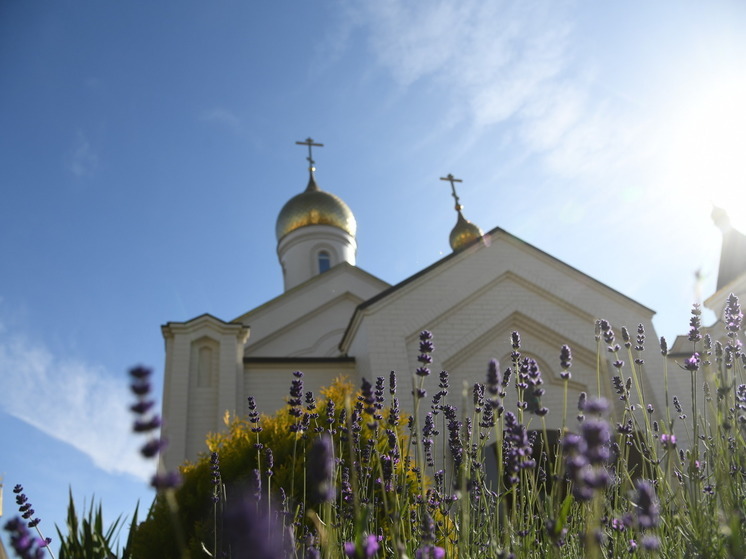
[354, 226, 654, 314]
[244, 356, 355, 364]
[339, 225, 656, 351]
[161, 312, 229, 328]
[231, 262, 389, 323]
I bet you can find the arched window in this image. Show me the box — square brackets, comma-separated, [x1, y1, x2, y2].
[318, 250, 331, 273]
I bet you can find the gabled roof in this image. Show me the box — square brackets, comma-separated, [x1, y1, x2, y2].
[161, 312, 250, 340]
[340, 225, 655, 352]
[232, 262, 389, 325]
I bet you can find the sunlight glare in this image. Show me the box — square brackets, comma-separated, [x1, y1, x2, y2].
[665, 79, 746, 233]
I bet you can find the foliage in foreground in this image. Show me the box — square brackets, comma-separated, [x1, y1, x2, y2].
[5, 295, 746, 559]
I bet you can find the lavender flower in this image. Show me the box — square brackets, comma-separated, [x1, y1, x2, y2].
[360, 378, 378, 429]
[725, 293, 743, 334]
[129, 366, 165, 459]
[210, 451, 221, 503]
[344, 534, 380, 558]
[683, 352, 700, 372]
[660, 336, 668, 356]
[560, 344, 572, 379]
[634, 480, 660, 529]
[484, 360, 505, 412]
[289, 371, 304, 419]
[641, 535, 660, 551]
[563, 399, 612, 501]
[374, 377, 385, 421]
[445, 405, 464, 468]
[584, 397, 609, 416]
[416, 330, 435, 377]
[248, 396, 262, 433]
[307, 434, 335, 504]
[486, 358, 500, 392]
[688, 304, 702, 342]
[265, 447, 274, 478]
[598, 319, 615, 346]
[635, 324, 645, 354]
[578, 392, 587, 412]
[13, 486, 42, 530]
[129, 366, 180, 489]
[415, 545, 446, 559]
[511, 331, 521, 350]
[613, 376, 626, 400]
[325, 399, 337, 434]
[622, 326, 632, 348]
[3, 516, 50, 559]
[422, 412, 438, 467]
[151, 472, 182, 490]
[222, 492, 288, 559]
[503, 412, 535, 484]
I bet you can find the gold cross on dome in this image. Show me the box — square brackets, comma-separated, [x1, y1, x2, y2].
[295, 137, 324, 171]
[440, 173, 464, 211]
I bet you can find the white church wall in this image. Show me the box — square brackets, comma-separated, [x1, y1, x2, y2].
[277, 225, 357, 291]
[344, 232, 667, 435]
[161, 315, 250, 470]
[243, 360, 357, 418]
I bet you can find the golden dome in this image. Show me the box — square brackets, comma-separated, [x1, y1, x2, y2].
[449, 210, 483, 251]
[276, 173, 357, 241]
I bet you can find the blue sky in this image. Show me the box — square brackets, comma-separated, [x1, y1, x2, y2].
[2, 0, 746, 550]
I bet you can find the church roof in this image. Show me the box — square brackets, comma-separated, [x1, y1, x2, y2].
[339, 225, 656, 352]
[232, 262, 389, 326]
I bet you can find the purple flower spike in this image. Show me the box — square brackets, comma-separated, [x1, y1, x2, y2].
[133, 416, 162, 432]
[416, 545, 446, 559]
[634, 480, 660, 529]
[129, 366, 151, 379]
[11, 485, 45, 532]
[247, 396, 263, 433]
[344, 534, 380, 558]
[511, 331, 521, 349]
[641, 535, 660, 551]
[416, 331, 435, 377]
[584, 397, 609, 416]
[725, 293, 743, 334]
[684, 352, 700, 372]
[4, 516, 48, 559]
[151, 471, 182, 490]
[308, 434, 335, 504]
[222, 492, 289, 559]
[687, 303, 703, 343]
[140, 438, 167, 458]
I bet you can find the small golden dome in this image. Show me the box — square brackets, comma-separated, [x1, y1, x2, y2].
[276, 173, 357, 241]
[449, 210, 483, 251]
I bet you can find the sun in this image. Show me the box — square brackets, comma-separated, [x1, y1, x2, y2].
[664, 78, 746, 233]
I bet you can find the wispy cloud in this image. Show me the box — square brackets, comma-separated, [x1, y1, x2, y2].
[199, 107, 241, 131]
[341, 0, 651, 182]
[69, 130, 99, 178]
[0, 333, 152, 481]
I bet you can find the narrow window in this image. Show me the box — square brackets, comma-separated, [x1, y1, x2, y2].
[318, 250, 331, 273]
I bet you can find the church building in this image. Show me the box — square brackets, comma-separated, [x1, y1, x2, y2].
[160, 139, 705, 471]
